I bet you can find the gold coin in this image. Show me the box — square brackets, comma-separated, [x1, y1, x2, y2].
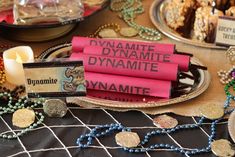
[98, 29, 118, 38]
[115, 131, 140, 148]
[200, 104, 224, 120]
[12, 108, 35, 128]
[120, 27, 139, 37]
[153, 114, 178, 129]
[211, 139, 235, 157]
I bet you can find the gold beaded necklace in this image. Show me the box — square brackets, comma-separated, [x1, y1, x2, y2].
[0, 58, 6, 84]
[0, 44, 14, 85]
[89, 23, 120, 38]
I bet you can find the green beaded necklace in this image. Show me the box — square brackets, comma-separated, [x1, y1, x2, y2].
[224, 79, 235, 96]
[0, 87, 45, 139]
[110, 0, 162, 41]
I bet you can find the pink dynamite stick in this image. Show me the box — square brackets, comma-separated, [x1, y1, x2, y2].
[85, 72, 172, 98]
[87, 90, 167, 102]
[83, 46, 190, 71]
[72, 36, 175, 54]
[70, 53, 179, 81]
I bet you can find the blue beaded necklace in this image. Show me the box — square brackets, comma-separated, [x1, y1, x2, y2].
[76, 82, 235, 156]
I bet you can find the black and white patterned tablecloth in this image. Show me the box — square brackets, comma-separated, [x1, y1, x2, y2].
[0, 104, 229, 157]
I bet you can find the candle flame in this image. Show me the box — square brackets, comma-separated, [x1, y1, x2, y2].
[16, 53, 23, 63]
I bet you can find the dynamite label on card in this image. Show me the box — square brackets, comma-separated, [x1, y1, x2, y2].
[23, 60, 86, 98]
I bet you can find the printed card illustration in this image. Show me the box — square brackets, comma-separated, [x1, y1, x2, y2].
[23, 60, 86, 98]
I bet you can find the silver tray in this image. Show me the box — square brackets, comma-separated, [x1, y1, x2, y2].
[149, 0, 226, 49]
[39, 43, 211, 108]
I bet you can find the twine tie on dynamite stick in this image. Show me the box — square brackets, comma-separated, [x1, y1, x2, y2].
[76, 81, 235, 156]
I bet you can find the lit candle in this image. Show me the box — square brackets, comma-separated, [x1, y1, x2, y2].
[3, 46, 34, 85]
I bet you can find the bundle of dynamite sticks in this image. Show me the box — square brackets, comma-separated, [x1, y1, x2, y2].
[70, 36, 206, 101]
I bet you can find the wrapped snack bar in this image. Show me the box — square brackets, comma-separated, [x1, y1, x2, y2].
[193, 6, 223, 43]
[196, 0, 213, 7]
[226, 6, 235, 16]
[196, 0, 235, 10]
[164, 0, 196, 37]
[13, 0, 84, 25]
